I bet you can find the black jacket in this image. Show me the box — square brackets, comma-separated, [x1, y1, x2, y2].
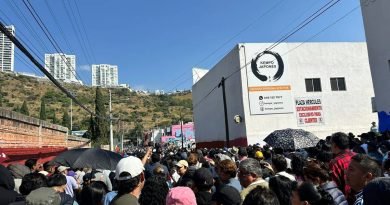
[0, 165, 22, 205]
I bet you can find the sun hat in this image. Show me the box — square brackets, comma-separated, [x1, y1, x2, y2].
[115, 156, 144, 180]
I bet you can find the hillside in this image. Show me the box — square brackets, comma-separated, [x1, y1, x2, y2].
[0, 72, 193, 135]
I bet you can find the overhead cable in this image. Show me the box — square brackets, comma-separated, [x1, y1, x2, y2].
[0, 20, 96, 117]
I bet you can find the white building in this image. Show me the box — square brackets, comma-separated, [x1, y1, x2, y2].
[360, 0, 390, 132]
[91, 64, 118, 87]
[155, 90, 165, 95]
[192, 42, 376, 148]
[0, 25, 15, 72]
[192, 68, 209, 84]
[44, 53, 77, 82]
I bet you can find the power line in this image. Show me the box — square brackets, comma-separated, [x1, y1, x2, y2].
[71, 0, 97, 62]
[280, 5, 361, 57]
[0, 20, 96, 117]
[265, 0, 342, 52]
[4, 0, 50, 53]
[192, 0, 352, 110]
[164, 0, 287, 91]
[23, 0, 86, 84]
[44, 0, 75, 55]
[62, 0, 94, 67]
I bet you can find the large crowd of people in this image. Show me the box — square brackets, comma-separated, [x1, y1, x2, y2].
[1, 131, 390, 205]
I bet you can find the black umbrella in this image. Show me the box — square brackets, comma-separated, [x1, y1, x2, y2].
[264, 128, 320, 150]
[53, 148, 122, 170]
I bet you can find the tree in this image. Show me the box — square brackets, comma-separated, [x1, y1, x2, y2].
[13, 106, 20, 112]
[39, 98, 47, 120]
[62, 109, 71, 131]
[52, 113, 58, 124]
[20, 101, 29, 116]
[93, 87, 109, 146]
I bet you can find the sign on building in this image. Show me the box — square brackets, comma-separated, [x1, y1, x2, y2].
[246, 45, 294, 115]
[295, 97, 324, 126]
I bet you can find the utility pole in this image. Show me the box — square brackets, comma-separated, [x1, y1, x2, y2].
[109, 90, 114, 151]
[218, 77, 230, 148]
[180, 108, 184, 149]
[70, 98, 72, 133]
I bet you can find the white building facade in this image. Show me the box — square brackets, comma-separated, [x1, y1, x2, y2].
[91, 64, 118, 87]
[44, 53, 77, 82]
[0, 25, 15, 72]
[192, 42, 376, 148]
[360, 0, 390, 132]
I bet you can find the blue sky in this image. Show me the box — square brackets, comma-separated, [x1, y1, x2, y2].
[0, 0, 365, 91]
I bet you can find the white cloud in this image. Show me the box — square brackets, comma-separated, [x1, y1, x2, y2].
[79, 64, 91, 71]
[133, 85, 146, 91]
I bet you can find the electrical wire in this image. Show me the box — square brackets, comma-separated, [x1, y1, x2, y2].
[164, 0, 288, 92]
[23, 0, 86, 84]
[192, 0, 355, 110]
[0, 20, 99, 118]
[61, 0, 94, 67]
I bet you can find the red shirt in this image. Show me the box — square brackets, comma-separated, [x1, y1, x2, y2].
[329, 150, 355, 196]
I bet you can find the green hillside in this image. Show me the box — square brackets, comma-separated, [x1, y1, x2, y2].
[0, 72, 193, 135]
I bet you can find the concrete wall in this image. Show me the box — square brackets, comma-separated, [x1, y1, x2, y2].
[193, 42, 376, 147]
[193, 45, 247, 148]
[360, 0, 390, 132]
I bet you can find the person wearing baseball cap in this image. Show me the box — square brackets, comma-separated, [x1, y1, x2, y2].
[111, 156, 145, 205]
[175, 160, 189, 177]
[57, 166, 79, 198]
[174, 160, 189, 186]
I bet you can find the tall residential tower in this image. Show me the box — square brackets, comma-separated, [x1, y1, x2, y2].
[92, 64, 118, 87]
[0, 25, 15, 72]
[44, 53, 77, 83]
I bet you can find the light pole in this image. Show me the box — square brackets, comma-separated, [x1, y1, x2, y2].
[109, 90, 114, 151]
[180, 108, 184, 149]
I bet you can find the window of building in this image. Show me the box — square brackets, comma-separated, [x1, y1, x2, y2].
[330, 77, 346, 91]
[305, 78, 322, 92]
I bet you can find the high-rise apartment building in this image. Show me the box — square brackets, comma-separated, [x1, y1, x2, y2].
[92, 64, 118, 87]
[44, 53, 77, 82]
[0, 25, 15, 72]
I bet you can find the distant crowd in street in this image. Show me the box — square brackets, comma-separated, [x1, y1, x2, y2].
[1, 129, 390, 205]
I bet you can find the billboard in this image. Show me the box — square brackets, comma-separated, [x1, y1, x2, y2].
[295, 97, 325, 126]
[246, 45, 294, 115]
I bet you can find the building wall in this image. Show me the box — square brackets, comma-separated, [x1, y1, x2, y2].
[360, 0, 390, 132]
[193, 46, 247, 148]
[0, 25, 15, 72]
[92, 64, 119, 87]
[44, 53, 76, 82]
[193, 42, 376, 147]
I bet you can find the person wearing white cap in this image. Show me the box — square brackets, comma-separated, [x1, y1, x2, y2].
[110, 156, 146, 205]
[57, 166, 79, 198]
